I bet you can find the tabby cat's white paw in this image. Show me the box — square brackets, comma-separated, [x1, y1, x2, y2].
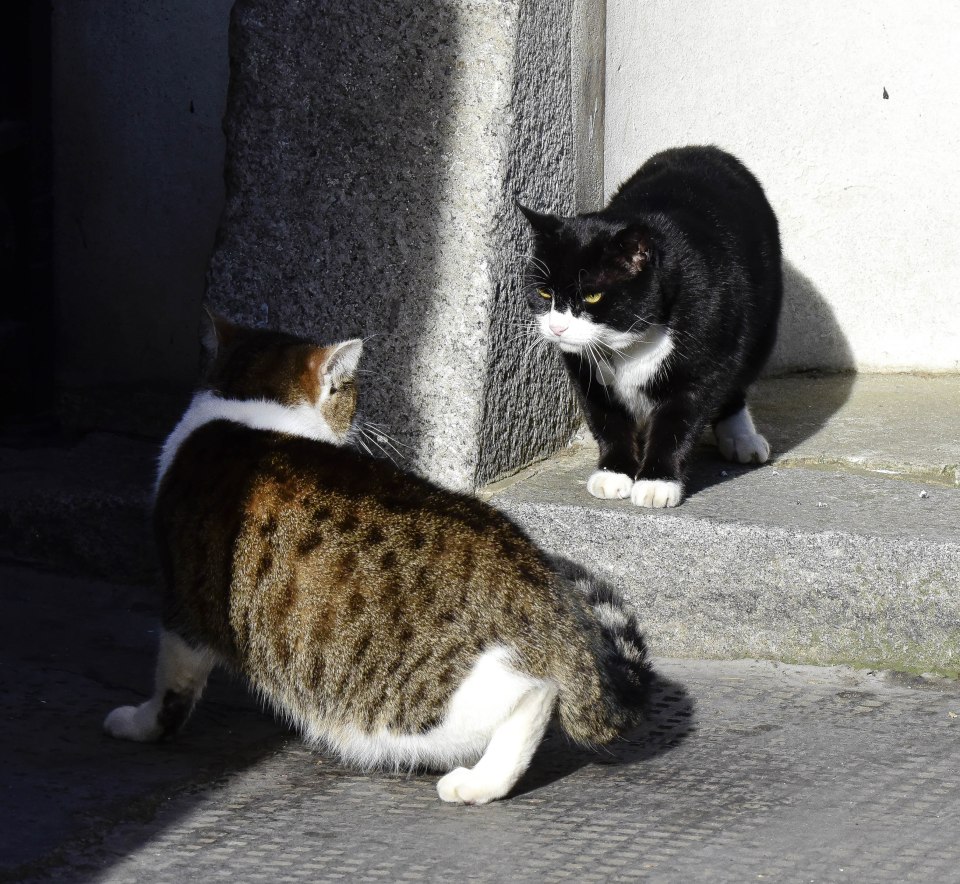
[587, 470, 634, 500]
[630, 479, 683, 508]
[717, 432, 770, 465]
[436, 766, 503, 805]
[104, 703, 161, 742]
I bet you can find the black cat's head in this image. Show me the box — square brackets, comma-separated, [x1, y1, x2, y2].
[518, 204, 662, 355]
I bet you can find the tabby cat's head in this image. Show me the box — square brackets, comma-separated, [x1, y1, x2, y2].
[199, 310, 363, 441]
[518, 205, 660, 355]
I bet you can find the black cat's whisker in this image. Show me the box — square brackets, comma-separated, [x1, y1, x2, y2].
[588, 342, 614, 403]
[579, 341, 600, 399]
[622, 316, 652, 338]
[525, 254, 550, 277]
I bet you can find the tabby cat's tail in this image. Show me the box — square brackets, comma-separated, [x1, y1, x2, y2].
[547, 556, 654, 744]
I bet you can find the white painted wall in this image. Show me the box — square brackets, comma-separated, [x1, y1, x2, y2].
[605, 1, 960, 374]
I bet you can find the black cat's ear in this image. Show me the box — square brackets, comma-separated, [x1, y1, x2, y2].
[516, 201, 562, 238]
[318, 338, 363, 386]
[606, 225, 653, 276]
[199, 305, 239, 361]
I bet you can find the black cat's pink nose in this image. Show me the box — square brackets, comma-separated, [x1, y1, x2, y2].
[549, 319, 569, 336]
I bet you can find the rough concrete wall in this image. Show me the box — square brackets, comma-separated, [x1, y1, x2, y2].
[208, 0, 588, 490]
[475, 0, 582, 487]
[52, 0, 233, 405]
[605, 1, 960, 374]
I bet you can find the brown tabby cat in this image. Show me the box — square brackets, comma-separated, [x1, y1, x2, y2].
[104, 312, 652, 804]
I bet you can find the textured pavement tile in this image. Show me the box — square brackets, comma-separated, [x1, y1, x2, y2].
[2, 565, 960, 882]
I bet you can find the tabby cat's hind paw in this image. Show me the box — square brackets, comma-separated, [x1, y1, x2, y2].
[436, 766, 504, 805]
[587, 470, 634, 500]
[717, 432, 770, 465]
[103, 702, 163, 742]
[630, 479, 683, 508]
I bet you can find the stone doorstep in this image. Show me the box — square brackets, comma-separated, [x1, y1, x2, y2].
[0, 432, 157, 584]
[484, 374, 960, 676]
[1, 373, 958, 672]
[749, 373, 960, 488]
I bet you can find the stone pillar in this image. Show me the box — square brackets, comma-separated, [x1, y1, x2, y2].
[206, 0, 602, 490]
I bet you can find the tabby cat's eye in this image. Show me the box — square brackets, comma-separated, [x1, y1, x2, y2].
[584, 292, 604, 304]
[537, 289, 552, 300]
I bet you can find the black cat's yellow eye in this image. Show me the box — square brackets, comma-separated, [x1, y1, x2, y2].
[537, 289, 552, 300]
[584, 292, 604, 304]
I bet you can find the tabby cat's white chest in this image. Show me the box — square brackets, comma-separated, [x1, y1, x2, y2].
[596, 325, 673, 421]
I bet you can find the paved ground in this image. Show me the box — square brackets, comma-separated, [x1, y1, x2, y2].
[3, 563, 959, 882]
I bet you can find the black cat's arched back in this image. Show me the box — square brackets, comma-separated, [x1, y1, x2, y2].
[520, 145, 782, 508]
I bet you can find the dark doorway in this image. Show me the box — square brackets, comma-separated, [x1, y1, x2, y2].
[0, 1, 54, 422]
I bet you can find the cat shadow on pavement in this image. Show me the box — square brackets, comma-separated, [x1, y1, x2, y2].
[510, 555, 695, 798]
[511, 671, 695, 799]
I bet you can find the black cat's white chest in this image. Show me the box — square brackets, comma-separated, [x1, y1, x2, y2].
[592, 324, 673, 422]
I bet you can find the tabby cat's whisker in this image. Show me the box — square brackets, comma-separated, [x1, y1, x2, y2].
[364, 421, 411, 445]
[361, 430, 400, 466]
[363, 423, 411, 460]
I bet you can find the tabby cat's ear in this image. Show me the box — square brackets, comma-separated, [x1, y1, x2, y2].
[606, 225, 653, 276]
[199, 306, 239, 361]
[317, 339, 364, 386]
[517, 202, 562, 238]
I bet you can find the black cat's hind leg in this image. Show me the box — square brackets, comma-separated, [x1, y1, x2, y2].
[712, 392, 771, 465]
[104, 629, 215, 742]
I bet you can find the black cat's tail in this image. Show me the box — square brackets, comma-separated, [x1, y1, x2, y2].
[546, 555, 654, 744]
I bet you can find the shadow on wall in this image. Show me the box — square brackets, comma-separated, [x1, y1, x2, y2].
[688, 260, 856, 495]
[768, 260, 856, 377]
[756, 259, 857, 453]
[206, 0, 463, 469]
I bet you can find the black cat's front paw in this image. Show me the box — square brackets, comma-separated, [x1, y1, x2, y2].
[630, 478, 684, 508]
[587, 470, 634, 500]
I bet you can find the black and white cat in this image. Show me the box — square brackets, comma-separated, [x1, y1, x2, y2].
[519, 145, 782, 508]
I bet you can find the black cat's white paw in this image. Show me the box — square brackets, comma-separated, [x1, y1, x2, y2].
[717, 432, 770, 464]
[631, 479, 683, 508]
[715, 407, 771, 464]
[587, 470, 634, 499]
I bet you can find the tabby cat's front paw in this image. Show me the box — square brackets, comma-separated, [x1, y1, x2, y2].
[717, 432, 770, 465]
[631, 479, 683, 508]
[587, 470, 634, 500]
